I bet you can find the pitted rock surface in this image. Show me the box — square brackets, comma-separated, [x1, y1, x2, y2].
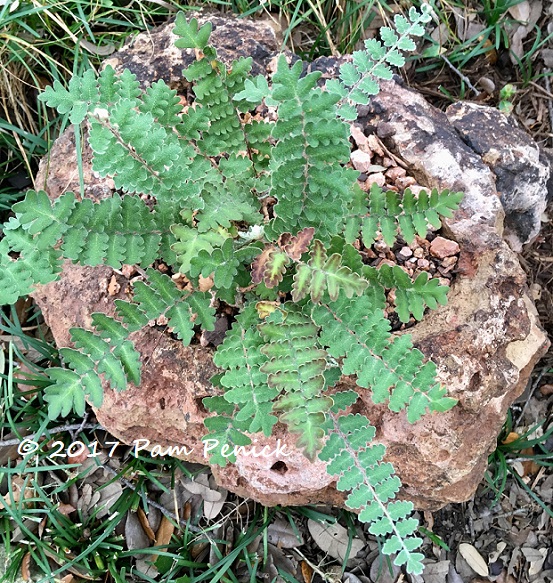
[34, 15, 549, 511]
[103, 10, 279, 90]
[446, 102, 549, 252]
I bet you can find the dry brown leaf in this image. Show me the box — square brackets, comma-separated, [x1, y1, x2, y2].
[198, 274, 214, 292]
[57, 503, 76, 516]
[59, 575, 75, 583]
[155, 515, 175, 548]
[307, 520, 364, 565]
[267, 518, 304, 549]
[21, 552, 31, 581]
[107, 275, 120, 296]
[459, 543, 489, 577]
[137, 507, 156, 542]
[301, 560, 313, 583]
[502, 432, 520, 445]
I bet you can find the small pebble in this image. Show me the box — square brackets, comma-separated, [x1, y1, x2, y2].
[366, 172, 386, 187]
[398, 246, 413, 259]
[430, 236, 460, 259]
[396, 176, 416, 189]
[417, 258, 430, 269]
[351, 149, 373, 172]
[385, 166, 407, 181]
[413, 248, 424, 258]
[442, 256, 458, 268]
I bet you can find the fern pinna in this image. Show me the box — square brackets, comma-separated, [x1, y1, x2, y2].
[0, 4, 462, 573]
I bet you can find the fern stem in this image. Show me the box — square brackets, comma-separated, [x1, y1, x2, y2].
[74, 122, 85, 198]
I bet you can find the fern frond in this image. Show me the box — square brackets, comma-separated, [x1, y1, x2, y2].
[320, 412, 424, 575]
[326, 4, 432, 113]
[190, 237, 240, 289]
[140, 79, 183, 126]
[127, 268, 216, 343]
[0, 239, 61, 305]
[312, 294, 457, 422]
[364, 264, 449, 322]
[358, 184, 463, 247]
[88, 103, 195, 198]
[171, 224, 226, 274]
[43, 312, 143, 418]
[258, 307, 331, 459]
[8, 190, 163, 269]
[211, 304, 278, 438]
[292, 239, 368, 302]
[254, 57, 360, 242]
[173, 14, 212, 50]
[181, 37, 252, 155]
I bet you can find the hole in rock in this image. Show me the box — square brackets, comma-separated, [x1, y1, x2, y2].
[195, 397, 208, 414]
[270, 461, 288, 475]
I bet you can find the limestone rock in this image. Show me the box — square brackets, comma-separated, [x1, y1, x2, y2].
[446, 102, 549, 252]
[33, 15, 549, 511]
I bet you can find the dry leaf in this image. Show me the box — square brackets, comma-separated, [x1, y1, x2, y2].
[125, 512, 151, 550]
[155, 515, 175, 548]
[57, 503, 76, 516]
[459, 543, 489, 577]
[521, 547, 548, 576]
[448, 563, 465, 583]
[21, 552, 31, 581]
[307, 520, 364, 564]
[301, 560, 313, 583]
[508, 1, 531, 22]
[502, 432, 520, 445]
[267, 518, 304, 549]
[137, 507, 156, 542]
[107, 275, 120, 296]
[422, 561, 450, 583]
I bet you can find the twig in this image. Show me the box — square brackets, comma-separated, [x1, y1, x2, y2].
[0, 423, 101, 447]
[440, 55, 481, 97]
[542, 71, 553, 140]
[101, 462, 202, 533]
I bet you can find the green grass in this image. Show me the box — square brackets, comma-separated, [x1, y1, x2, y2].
[485, 409, 553, 515]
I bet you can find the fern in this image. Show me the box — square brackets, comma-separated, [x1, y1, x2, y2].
[311, 293, 457, 422]
[259, 307, 331, 459]
[320, 411, 424, 574]
[350, 184, 464, 248]
[0, 6, 465, 574]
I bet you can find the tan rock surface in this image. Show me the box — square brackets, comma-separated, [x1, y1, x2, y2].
[33, 15, 550, 511]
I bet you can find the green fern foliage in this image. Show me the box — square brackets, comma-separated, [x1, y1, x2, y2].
[364, 263, 449, 323]
[0, 6, 465, 574]
[44, 313, 141, 419]
[120, 268, 216, 343]
[259, 307, 331, 459]
[357, 184, 464, 248]
[312, 294, 457, 422]
[320, 412, 424, 574]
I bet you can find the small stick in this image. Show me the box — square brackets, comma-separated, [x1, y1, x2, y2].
[441, 55, 481, 97]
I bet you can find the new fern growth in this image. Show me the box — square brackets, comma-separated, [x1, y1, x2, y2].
[0, 4, 464, 574]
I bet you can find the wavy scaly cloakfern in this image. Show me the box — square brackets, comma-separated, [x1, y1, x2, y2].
[0, 5, 464, 574]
